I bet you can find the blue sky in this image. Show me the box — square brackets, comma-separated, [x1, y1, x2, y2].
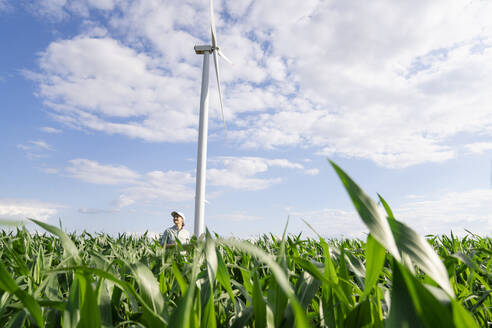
[1, 0, 491, 238]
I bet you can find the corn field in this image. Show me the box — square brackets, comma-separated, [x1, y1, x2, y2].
[0, 162, 490, 327]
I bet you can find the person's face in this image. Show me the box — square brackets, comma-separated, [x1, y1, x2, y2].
[173, 215, 184, 226]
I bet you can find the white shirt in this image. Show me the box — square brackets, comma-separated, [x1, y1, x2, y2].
[160, 225, 191, 246]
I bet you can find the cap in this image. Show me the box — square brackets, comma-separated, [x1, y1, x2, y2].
[171, 211, 185, 221]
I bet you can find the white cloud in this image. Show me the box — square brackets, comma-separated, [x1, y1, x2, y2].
[18, 139, 54, 151]
[40, 126, 62, 134]
[27, 0, 492, 168]
[212, 212, 262, 222]
[31, 140, 54, 150]
[465, 142, 492, 154]
[0, 0, 11, 12]
[207, 156, 309, 190]
[64, 158, 195, 206]
[108, 0, 203, 65]
[225, 0, 253, 18]
[63, 156, 311, 207]
[27, 0, 116, 20]
[78, 207, 118, 214]
[26, 0, 70, 20]
[208, 168, 281, 191]
[396, 189, 492, 236]
[30, 36, 199, 142]
[120, 170, 196, 204]
[304, 168, 319, 176]
[289, 208, 366, 239]
[38, 167, 60, 174]
[17, 140, 54, 159]
[0, 199, 63, 221]
[230, 0, 492, 167]
[289, 188, 492, 237]
[66, 158, 141, 185]
[405, 194, 425, 200]
[112, 194, 135, 208]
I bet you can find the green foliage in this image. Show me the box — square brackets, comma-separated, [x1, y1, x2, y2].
[0, 162, 489, 327]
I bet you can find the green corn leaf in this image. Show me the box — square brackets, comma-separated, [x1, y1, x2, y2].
[240, 267, 253, 302]
[231, 279, 253, 305]
[215, 248, 235, 304]
[230, 306, 254, 328]
[14, 289, 45, 328]
[159, 272, 168, 295]
[205, 230, 218, 287]
[78, 274, 102, 328]
[338, 247, 355, 307]
[0, 261, 18, 292]
[320, 238, 346, 326]
[377, 193, 395, 219]
[98, 280, 113, 327]
[451, 298, 479, 328]
[252, 270, 267, 328]
[291, 256, 349, 305]
[131, 263, 166, 315]
[172, 261, 188, 295]
[389, 219, 454, 297]
[0, 292, 13, 317]
[29, 218, 81, 264]
[344, 298, 372, 328]
[320, 288, 336, 328]
[5, 309, 28, 328]
[329, 160, 400, 261]
[0, 208, 485, 328]
[199, 277, 210, 319]
[372, 288, 384, 328]
[362, 234, 386, 299]
[130, 263, 169, 327]
[63, 274, 82, 328]
[266, 304, 275, 328]
[33, 245, 44, 285]
[219, 239, 311, 328]
[50, 266, 166, 326]
[320, 238, 339, 285]
[3, 245, 30, 277]
[292, 258, 325, 282]
[201, 290, 217, 328]
[169, 250, 201, 328]
[387, 264, 424, 327]
[378, 195, 454, 296]
[279, 218, 289, 272]
[0, 261, 45, 328]
[110, 283, 123, 314]
[451, 252, 492, 279]
[267, 220, 291, 327]
[267, 276, 288, 326]
[285, 270, 322, 327]
[388, 260, 454, 328]
[330, 162, 454, 298]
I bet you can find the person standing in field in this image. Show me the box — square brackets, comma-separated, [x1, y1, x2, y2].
[160, 211, 191, 248]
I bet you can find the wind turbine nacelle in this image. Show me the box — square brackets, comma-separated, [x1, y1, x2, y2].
[195, 45, 213, 54]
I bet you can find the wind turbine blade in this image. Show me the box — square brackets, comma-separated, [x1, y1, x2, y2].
[213, 50, 228, 139]
[210, 0, 217, 48]
[217, 49, 233, 65]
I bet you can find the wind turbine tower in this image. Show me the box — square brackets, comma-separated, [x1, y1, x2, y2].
[193, 0, 231, 237]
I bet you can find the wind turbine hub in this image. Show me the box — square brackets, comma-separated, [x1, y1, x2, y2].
[194, 45, 213, 54]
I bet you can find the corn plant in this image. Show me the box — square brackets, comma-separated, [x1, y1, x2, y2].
[0, 162, 490, 327]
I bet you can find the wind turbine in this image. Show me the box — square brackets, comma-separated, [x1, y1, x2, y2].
[193, 0, 231, 236]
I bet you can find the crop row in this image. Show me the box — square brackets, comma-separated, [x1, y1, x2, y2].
[0, 162, 490, 327]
